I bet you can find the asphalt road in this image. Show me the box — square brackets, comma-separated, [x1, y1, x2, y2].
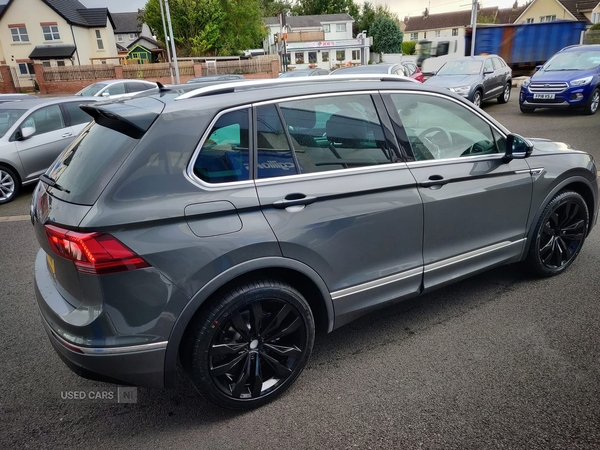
[1, 90, 599, 449]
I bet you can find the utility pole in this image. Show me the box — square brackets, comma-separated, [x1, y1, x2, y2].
[164, 0, 180, 84]
[159, 0, 174, 84]
[470, 0, 478, 56]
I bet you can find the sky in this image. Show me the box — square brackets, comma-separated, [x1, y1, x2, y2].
[75, 0, 521, 16]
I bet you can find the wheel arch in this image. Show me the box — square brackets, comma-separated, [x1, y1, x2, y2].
[522, 176, 597, 258]
[163, 257, 334, 388]
[0, 161, 23, 185]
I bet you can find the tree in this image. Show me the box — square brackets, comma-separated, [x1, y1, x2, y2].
[292, 0, 355, 16]
[259, 0, 293, 17]
[355, 2, 397, 36]
[370, 16, 403, 55]
[142, 0, 267, 56]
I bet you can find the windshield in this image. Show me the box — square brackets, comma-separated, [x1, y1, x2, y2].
[544, 51, 600, 71]
[0, 109, 26, 137]
[75, 83, 107, 96]
[438, 60, 482, 75]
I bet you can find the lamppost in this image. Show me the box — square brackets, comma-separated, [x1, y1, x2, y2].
[158, 0, 174, 84]
[164, 0, 180, 84]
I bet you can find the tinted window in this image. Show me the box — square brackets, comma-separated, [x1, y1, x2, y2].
[0, 109, 26, 137]
[194, 109, 250, 183]
[256, 104, 298, 179]
[279, 94, 392, 174]
[127, 82, 153, 93]
[391, 93, 500, 160]
[63, 102, 93, 126]
[76, 83, 106, 96]
[106, 83, 126, 95]
[22, 105, 65, 136]
[492, 58, 504, 70]
[44, 123, 138, 205]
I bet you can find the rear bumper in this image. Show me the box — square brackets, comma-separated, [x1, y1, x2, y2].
[39, 311, 167, 388]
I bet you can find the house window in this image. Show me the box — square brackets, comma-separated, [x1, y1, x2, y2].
[540, 15, 556, 22]
[352, 50, 360, 60]
[336, 50, 346, 62]
[423, 32, 427, 39]
[593, 12, 600, 23]
[117, 34, 124, 42]
[322, 51, 329, 62]
[57, 60, 65, 66]
[323, 24, 330, 32]
[42, 24, 60, 41]
[525, 18, 534, 23]
[435, 30, 441, 37]
[308, 51, 317, 64]
[452, 28, 458, 36]
[295, 52, 304, 64]
[410, 32, 418, 40]
[10, 26, 29, 42]
[18, 62, 34, 76]
[336, 23, 346, 32]
[95, 30, 104, 50]
[42, 61, 51, 67]
[129, 33, 137, 39]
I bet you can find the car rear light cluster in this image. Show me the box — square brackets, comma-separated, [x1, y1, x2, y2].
[45, 224, 150, 275]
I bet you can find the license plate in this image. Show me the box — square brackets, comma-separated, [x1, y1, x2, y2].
[533, 93, 555, 99]
[46, 253, 56, 277]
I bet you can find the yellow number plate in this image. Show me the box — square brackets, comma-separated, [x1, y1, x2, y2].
[46, 253, 56, 277]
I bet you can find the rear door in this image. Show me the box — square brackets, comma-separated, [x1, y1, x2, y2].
[384, 91, 532, 290]
[483, 57, 501, 99]
[15, 104, 73, 179]
[61, 100, 95, 135]
[253, 92, 424, 325]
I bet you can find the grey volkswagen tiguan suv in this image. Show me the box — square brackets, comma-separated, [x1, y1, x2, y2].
[32, 76, 599, 409]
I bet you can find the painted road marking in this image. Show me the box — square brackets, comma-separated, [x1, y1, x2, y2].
[0, 215, 30, 222]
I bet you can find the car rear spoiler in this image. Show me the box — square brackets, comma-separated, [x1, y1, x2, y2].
[80, 97, 164, 139]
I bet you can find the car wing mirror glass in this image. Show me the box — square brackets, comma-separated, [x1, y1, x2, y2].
[504, 133, 533, 161]
[102, 92, 110, 97]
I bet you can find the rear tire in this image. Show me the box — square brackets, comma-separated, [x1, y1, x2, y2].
[181, 279, 315, 410]
[0, 166, 20, 205]
[526, 191, 588, 277]
[497, 82, 511, 104]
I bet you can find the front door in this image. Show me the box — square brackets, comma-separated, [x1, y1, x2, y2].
[253, 94, 424, 325]
[385, 91, 532, 290]
[15, 104, 74, 180]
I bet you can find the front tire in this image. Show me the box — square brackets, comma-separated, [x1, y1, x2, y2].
[526, 191, 589, 277]
[0, 166, 20, 205]
[520, 104, 535, 113]
[583, 88, 599, 115]
[471, 90, 482, 108]
[498, 82, 511, 104]
[181, 280, 315, 409]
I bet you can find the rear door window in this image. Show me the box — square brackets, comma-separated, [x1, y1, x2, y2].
[62, 101, 94, 126]
[127, 82, 153, 93]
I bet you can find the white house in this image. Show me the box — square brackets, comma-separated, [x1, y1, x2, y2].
[264, 13, 370, 70]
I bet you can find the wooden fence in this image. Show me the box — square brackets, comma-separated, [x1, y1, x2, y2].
[202, 59, 276, 75]
[122, 62, 195, 79]
[42, 64, 117, 82]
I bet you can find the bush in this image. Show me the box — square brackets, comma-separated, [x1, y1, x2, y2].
[590, 23, 600, 31]
[402, 41, 417, 55]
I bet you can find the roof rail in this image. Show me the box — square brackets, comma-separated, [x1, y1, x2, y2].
[174, 74, 418, 100]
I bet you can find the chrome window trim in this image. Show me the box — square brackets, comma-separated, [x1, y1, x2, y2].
[252, 90, 380, 107]
[331, 267, 422, 300]
[424, 239, 526, 273]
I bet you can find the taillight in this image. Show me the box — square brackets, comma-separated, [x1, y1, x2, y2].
[45, 224, 150, 275]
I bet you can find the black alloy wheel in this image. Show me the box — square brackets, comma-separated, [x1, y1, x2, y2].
[527, 191, 589, 276]
[182, 280, 315, 409]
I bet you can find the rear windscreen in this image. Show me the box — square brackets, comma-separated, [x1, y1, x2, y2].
[45, 122, 138, 205]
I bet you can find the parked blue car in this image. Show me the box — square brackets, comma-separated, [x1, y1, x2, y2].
[519, 44, 600, 114]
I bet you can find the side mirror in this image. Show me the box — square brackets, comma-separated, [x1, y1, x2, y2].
[101, 92, 110, 97]
[20, 125, 36, 140]
[484, 70, 494, 75]
[504, 133, 533, 161]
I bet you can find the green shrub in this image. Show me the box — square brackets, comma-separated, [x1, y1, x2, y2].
[402, 41, 417, 55]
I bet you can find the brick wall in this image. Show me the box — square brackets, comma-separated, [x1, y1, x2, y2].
[0, 65, 17, 93]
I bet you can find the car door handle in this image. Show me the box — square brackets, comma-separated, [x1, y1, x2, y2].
[273, 194, 317, 209]
[420, 175, 448, 188]
[61, 132, 72, 138]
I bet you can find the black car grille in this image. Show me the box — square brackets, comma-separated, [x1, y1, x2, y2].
[529, 82, 568, 93]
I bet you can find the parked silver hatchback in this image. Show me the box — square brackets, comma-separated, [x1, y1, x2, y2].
[0, 97, 99, 204]
[32, 76, 599, 410]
